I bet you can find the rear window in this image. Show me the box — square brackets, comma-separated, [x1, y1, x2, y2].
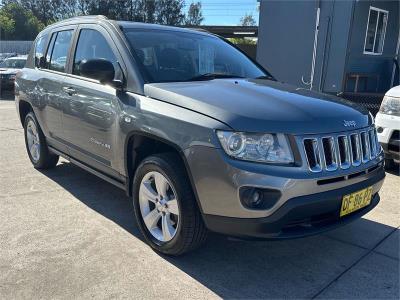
[0, 58, 26, 69]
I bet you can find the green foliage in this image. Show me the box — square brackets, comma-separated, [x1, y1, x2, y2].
[0, 0, 202, 40]
[185, 1, 204, 26]
[228, 38, 256, 45]
[0, 13, 15, 34]
[3, 0, 64, 25]
[155, 0, 185, 25]
[0, 3, 44, 40]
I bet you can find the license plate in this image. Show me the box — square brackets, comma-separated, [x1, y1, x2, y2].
[340, 186, 373, 217]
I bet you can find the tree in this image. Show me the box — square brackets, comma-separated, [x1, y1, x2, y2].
[3, 0, 64, 25]
[240, 13, 256, 26]
[155, 0, 185, 25]
[0, 13, 15, 40]
[0, 2, 44, 40]
[185, 1, 203, 26]
[228, 37, 256, 45]
[0, 0, 188, 35]
[75, 0, 92, 15]
[59, 0, 87, 19]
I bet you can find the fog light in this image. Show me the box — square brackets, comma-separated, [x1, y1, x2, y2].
[376, 127, 384, 133]
[239, 187, 281, 210]
[251, 190, 262, 206]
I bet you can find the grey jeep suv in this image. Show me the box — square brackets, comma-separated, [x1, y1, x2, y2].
[15, 16, 386, 255]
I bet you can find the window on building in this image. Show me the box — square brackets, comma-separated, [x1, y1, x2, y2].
[364, 7, 388, 55]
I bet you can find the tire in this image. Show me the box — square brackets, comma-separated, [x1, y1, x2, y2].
[132, 153, 207, 256]
[24, 112, 59, 169]
[384, 158, 395, 170]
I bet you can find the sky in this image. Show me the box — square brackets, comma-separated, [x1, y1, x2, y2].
[184, 0, 260, 26]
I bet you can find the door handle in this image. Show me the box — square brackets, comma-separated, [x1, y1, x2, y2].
[63, 86, 76, 96]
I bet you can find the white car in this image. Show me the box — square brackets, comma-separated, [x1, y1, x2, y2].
[0, 55, 27, 91]
[375, 86, 400, 169]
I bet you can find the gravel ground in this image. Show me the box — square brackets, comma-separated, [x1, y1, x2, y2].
[0, 97, 399, 299]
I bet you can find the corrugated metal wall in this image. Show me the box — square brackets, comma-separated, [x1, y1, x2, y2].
[0, 41, 33, 54]
[256, 0, 354, 94]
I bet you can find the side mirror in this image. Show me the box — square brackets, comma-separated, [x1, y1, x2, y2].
[80, 59, 115, 85]
[38, 56, 46, 68]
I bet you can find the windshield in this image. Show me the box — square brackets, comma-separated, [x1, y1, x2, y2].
[0, 58, 26, 69]
[122, 28, 269, 83]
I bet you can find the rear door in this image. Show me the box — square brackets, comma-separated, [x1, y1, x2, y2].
[61, 25, 125, 177]
[36, 26, 76, 152]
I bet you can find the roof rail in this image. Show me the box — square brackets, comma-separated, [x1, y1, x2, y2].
[47, 15, 108, 27]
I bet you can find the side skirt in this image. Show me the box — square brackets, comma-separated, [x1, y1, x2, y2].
[49, 146, 128, 192]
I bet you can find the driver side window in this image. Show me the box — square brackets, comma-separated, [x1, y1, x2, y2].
[73, 29, 121, 79]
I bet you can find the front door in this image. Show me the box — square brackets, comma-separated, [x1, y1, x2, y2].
[61, 26, 124, 176]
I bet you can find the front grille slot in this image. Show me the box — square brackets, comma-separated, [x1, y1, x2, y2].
[368, 130, 377, 157]
[303, 127, 379, 173]
[337, 135, 351, 169]
[303, 138, 322, 172]
[360, 131, 370, 162]
[350, 133, 361, 166]
[321, 137, 338, 171]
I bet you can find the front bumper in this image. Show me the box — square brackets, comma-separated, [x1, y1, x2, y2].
[376, 113, 400, 161]
[203, 168, 384, 239]
[185, 145, 385, 238]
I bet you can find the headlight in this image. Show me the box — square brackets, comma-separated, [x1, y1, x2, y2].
[217, 131, 294, 164]
[379, 96, 400, 116]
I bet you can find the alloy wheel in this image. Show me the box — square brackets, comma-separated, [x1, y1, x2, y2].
[138, 171, 180, 242]
[26, 119, 40, 162]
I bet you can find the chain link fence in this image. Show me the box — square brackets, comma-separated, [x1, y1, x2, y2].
[0, 41, 33, 55]
[342, 93, 384, 116]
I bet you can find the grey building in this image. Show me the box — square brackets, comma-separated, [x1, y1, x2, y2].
[256, 0, 400, 113]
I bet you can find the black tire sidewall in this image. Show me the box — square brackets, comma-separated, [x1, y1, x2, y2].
[23, 112, 55, 169]
[132, 155, 192, 254]
[384, 158, 395, 170]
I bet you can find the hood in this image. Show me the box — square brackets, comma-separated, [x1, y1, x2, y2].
[0, 68, 19, 75]
[144, 79, 371, 134]
[385, 85, 400, 97]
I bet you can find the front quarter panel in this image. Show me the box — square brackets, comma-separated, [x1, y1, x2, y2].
[115, 92, 231, 175]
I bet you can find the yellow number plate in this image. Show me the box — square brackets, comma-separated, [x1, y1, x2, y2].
[340, 186, 373, 217]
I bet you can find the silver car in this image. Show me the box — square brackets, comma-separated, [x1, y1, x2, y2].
[15, 16, 385, 255]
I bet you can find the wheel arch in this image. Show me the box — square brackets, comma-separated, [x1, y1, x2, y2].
[124, 132, 204, 213]
[18, 100, 33, 125]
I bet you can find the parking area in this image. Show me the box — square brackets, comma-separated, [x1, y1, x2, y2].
[0, 97, 399, 299]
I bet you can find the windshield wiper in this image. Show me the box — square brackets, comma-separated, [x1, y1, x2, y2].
[186, 73, 244, 81]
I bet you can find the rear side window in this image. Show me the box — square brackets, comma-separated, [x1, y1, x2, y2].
[47, 30, 73, 72]
[73, 29, 121, 78]
[34, 34, 48, 67]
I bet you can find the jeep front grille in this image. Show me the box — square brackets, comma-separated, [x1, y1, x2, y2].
[303, 127, 380, 172]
